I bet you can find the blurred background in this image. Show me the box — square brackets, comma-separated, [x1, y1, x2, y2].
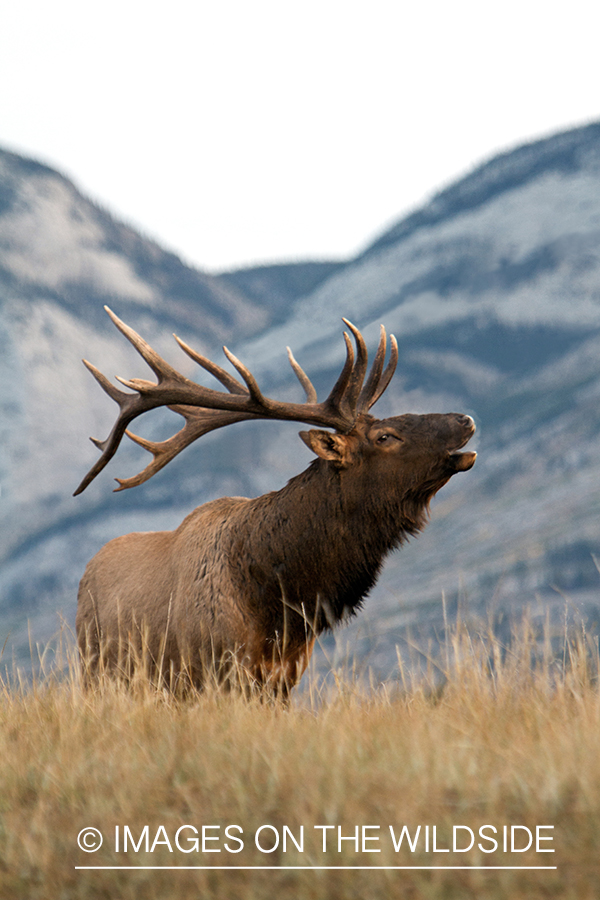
[1, 0, 600, 673]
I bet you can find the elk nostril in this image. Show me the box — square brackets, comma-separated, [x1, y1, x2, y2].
[457, 414, 474, 428]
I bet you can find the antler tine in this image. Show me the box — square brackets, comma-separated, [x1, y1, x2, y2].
[324, 319, 368, 422]
[342, 319, 368, 412]
[367, 333, 398, 409]
[75, 395, 158, 494]
[287, 347, 318, 403]
[74, 412, 137, 496]
[73, 359, 159, 496]
[82, 359, 130, 406]
[356, 325, 386, 412]
[174, 334, 247, 395]
[222, 346, 266, 405]
[115, 407, 254, 491]
[322, 330, 355, 420]
[104, 306, 184, 383]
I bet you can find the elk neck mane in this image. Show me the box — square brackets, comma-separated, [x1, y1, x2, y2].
[227, 434, 435, 631]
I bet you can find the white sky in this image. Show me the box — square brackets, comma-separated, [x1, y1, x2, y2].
[1, 0, 599, 273]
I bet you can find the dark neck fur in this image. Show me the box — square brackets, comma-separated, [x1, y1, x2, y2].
[238, 457, 433, 635]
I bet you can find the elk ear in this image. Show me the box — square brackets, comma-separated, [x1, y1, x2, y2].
[299, 430, 352, 466]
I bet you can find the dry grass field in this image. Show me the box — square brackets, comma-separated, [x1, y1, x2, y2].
[0, 619, 599, 900]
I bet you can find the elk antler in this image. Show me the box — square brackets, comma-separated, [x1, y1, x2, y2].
[74, 307, 398, 494]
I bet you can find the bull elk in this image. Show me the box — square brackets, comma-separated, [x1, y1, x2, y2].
[75, 307, 476, 696]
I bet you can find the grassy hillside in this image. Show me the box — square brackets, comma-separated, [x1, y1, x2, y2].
[0, 622, 598, 899]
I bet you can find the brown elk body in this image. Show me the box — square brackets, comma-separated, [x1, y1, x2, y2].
[75, 309, 476, 695]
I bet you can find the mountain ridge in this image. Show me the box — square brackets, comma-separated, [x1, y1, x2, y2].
[363, 120, 600, 258]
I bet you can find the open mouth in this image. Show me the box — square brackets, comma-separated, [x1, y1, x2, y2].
[448, 449, 477, 472]
[447, 417, 477, 472]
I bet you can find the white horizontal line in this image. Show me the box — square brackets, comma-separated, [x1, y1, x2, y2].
[76, 865, 558, 871]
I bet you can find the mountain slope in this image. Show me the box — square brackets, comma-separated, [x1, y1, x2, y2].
[0, 149, 268, 340]
[364, 120, 600, 258]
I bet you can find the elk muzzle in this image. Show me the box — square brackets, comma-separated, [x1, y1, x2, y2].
[447, 414, 477, 471]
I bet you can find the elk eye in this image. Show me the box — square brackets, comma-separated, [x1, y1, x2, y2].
[376, 433, 403, 445]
